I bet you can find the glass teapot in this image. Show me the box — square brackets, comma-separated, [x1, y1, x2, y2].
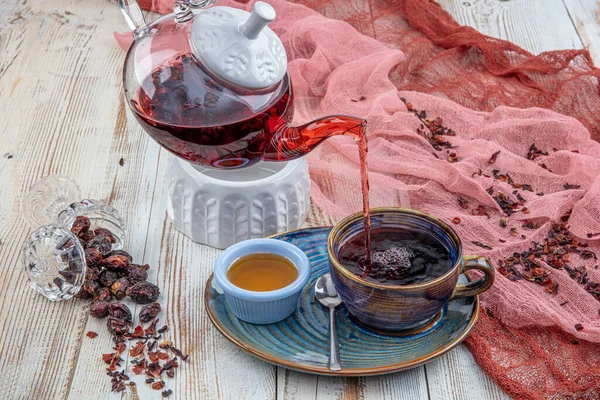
[120, 0, 366, 168]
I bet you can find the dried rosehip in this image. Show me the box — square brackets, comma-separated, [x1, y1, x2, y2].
[101, 254, 130, 271]
[87, 234, 113, 256]
[99, 269, 119, 287]
[105, 249, 132, 263]
[107, 317, 131, 336]
[110, 278, 131, 300]
[74, 287, 92, 299]
[86, 266, 101, 281]
[126, 264, 149, 283]
[128, 281, 160, 304]
[139, 302, 162, 323]
[109, 303, 133, 322]
[93, 287, 112, 303]
[83, 279, 100, 296]
[85, 248, 103, 267]
[93, 228, 117, 244]
[71, 216, 91, 238]
[90, 301, 111, 318]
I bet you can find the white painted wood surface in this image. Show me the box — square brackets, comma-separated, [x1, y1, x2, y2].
[0, 0, 596, 399]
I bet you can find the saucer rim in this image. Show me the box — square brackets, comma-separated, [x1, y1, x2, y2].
[204, 226, 480, 376]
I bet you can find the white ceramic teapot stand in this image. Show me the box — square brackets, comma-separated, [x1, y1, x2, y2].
[166, 156, 311, 249]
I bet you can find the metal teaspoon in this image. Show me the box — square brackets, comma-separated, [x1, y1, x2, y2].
[315, 273, 343, 371]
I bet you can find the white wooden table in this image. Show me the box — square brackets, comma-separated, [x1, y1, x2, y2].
[0, 1, 598, 398]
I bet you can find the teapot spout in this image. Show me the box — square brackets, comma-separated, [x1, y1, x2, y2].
[264, 116, 367, 162]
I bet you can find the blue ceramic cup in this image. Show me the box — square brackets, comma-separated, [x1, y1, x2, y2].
[328, 208, 495, 332]
[213, 238, 311, 324]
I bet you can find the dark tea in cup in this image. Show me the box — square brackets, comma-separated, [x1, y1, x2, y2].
[338, 227, 453, 286]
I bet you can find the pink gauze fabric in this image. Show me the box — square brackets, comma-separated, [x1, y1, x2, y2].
[116, 1, 600, 397]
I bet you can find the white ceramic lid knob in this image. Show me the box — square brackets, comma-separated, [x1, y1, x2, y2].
[240, 2, 276, 40]
[190, 2, 288, 89]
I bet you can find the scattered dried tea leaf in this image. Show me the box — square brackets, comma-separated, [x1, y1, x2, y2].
[86, 331, 98, 339]
[151, 381, 165, 391]
[452, 217, 461, 224]
[169, 346, 188, 361]
[527, 144, 548, 160]
[129, 341, 145, 357]
[472, 241, 493, 250]
[488, 150, 500, 164]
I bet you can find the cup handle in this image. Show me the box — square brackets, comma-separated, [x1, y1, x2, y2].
[449, 255, 495, 300]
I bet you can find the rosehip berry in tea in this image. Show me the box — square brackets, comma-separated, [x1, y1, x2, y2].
[338, 228, 453, 286]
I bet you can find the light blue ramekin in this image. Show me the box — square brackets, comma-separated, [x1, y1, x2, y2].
[213, 238, 311, 324]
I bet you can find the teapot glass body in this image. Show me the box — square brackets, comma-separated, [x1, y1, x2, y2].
[121, 1, 365, 169]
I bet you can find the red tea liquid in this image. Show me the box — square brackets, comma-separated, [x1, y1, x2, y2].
[130, 53, 293, 168]
[338, 227, 452, 285]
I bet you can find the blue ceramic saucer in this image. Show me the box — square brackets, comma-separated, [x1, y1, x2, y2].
[204, 227, 479, 376]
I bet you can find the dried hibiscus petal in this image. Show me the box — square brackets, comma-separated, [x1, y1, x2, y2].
[151, 381, 166, 390]
[146, 362, 162, 379]
[131, 325, 145, 338]
[129, 341, 145, 357]
[148, 351, 160, 363]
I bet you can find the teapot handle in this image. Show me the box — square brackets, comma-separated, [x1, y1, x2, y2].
[119, 0, 147, 36]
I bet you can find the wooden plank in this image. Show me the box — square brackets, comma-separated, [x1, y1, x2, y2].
[427, 345, 510, 400]
[437, 0, 583, 54]
[562, 0, 600, 63]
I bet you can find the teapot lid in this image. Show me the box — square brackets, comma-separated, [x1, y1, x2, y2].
[190, 1, 287, 90]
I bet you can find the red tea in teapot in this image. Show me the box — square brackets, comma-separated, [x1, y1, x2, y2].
[130, 53, 293, 168]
